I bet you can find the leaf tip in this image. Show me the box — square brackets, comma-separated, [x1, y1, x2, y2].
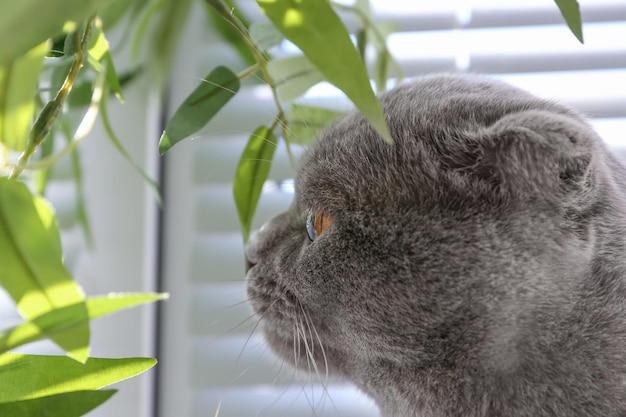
[575, 31, 584, 44]
[158, 132, 171, 155]
[371, 119, 393, 145]
[380, 128, 394, 145]
[68, 347, 90, 364]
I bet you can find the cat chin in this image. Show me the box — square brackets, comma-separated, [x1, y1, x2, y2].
[261, 324, 333, 372]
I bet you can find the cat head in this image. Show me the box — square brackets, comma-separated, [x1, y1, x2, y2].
[245, 74, 610, 379]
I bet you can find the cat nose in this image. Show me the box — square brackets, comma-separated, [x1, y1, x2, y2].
[244, 231, 259, 273]
[245, 256, 256, 273]
[245, 231, 260, 272]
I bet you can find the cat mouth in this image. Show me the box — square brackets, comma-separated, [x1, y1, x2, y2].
[246, 268, 299, 322]
[246, 271, 307, 356]
[248, 283, 332, 373]
[246, 269, 346, 377]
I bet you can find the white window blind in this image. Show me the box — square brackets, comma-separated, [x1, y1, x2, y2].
[157, 1, 626, 417]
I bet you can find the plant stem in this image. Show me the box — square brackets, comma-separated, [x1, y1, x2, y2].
[236, 63, 261, 80]
[27, 70, 106, 171]
[9, 16, 96, 180]
[204, 0, 295, 166]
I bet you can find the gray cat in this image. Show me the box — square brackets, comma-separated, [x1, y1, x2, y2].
[245, 73, 626, 417]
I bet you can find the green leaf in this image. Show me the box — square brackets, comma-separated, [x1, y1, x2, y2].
[103, 53, 123, 101]
[89, 26, 124, 102]
[267, 55, 325, 102]
[356, 29, 367, 62]
[249, 22, 284, 51]
[288, 104, 344, 145]
[206, 0, 256, 65]
[257, 0, 392, 143]
[32, 195, 63, 259]
[63, 30, 79, 58]
[0, 293, 168, 354]
[0, 390, 116, 417]
[355, 0, 372, 18]
[66, 68, 137, 109]
[0, 41, 50, 151]
[88, 27, 109, 62]
[0, 0, 116, 61]
[67, 82, 95, 108]
[373, 48, 389, 94]
[98, 0, 138, 29]
[49, 56, 73, 93]
[159, 66, 240, 155]
[151, 0, 193, 87]
[233, 126, 278, 243]
[0, 178, 89, 362]
[33, 123, 56, 196]
[554, 0, 584, 43]
[48, 35, 67, 58]
[134, 0, 192, 87]
[0, 353, 156, 401]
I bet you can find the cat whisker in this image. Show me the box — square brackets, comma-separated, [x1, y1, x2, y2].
[302, 305, 330, 388]
[299, 303, 337, 416]
[299, 304, 324, 380]
[200, 311, 260, 347]
[236, 315, 264, 363]
[294, 315, 322, 416]
[296, 319, 325, 416]
[209, 297, 254, 313]
[293, 322, 300, 372]
[212, 398, 222, 417]
[236, 296, 284, 362]
[195, 282, 270, 338]
[300, 304, 340, 416]
[206, 286, 285, 340]
[298, 305, 318, 376]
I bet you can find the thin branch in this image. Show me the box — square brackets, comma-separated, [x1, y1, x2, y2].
[204, 0, 295, 166]
[26, 70, 106, 171]
[9, 16, 97, 179]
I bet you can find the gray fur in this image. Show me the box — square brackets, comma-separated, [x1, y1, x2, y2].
[246, 74, 626, 417]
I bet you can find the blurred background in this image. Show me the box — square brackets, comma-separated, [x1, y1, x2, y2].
[2, 0, 626, 416]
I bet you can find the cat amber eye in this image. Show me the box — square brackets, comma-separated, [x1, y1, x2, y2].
[306, 209, 334, 241]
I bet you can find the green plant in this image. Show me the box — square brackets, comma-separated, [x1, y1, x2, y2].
[0, 0, 583, 415]
[0, 7, 166, 417]
[159, 0, 585, 243]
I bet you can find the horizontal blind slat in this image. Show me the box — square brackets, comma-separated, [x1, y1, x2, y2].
[195, 186, 292, 233]
[389, 22, 626, 75]
[193, 385, 379, 417]
[190, 234, 245, 283]
[235, 0, 626, 33]
[191, 335, 303, 387]
[193, 138, 304, 184]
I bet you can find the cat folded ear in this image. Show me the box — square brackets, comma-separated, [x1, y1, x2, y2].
[462, 109, 599, 201]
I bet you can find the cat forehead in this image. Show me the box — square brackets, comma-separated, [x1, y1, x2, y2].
[303, 73, 558, 164]
[378, 73, 559, 128]
[295, 74, 580, 211]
